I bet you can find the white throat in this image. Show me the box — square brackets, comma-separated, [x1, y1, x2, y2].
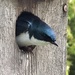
[16, 32, 49, 47]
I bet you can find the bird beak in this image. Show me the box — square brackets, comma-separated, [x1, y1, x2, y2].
[52, 42, 58, 47]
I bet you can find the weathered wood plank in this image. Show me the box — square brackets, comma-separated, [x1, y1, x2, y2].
[0, 0, 67, 75]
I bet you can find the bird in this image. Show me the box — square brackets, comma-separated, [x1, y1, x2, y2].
[16, 11, 58, 51]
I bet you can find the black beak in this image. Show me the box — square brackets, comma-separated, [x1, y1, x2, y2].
[52, 42, 58, 47]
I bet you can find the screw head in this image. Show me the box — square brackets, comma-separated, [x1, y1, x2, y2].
[63, 4, 67, 12]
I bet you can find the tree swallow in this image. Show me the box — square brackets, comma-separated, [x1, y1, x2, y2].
[16, 11, 58, 50]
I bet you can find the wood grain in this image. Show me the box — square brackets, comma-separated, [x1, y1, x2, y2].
[0, 0, 67, 75]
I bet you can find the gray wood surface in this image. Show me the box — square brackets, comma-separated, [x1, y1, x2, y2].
[0, 0, 67, 75]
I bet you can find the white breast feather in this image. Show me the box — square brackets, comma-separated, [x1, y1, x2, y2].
[16, 32, 49, 47]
